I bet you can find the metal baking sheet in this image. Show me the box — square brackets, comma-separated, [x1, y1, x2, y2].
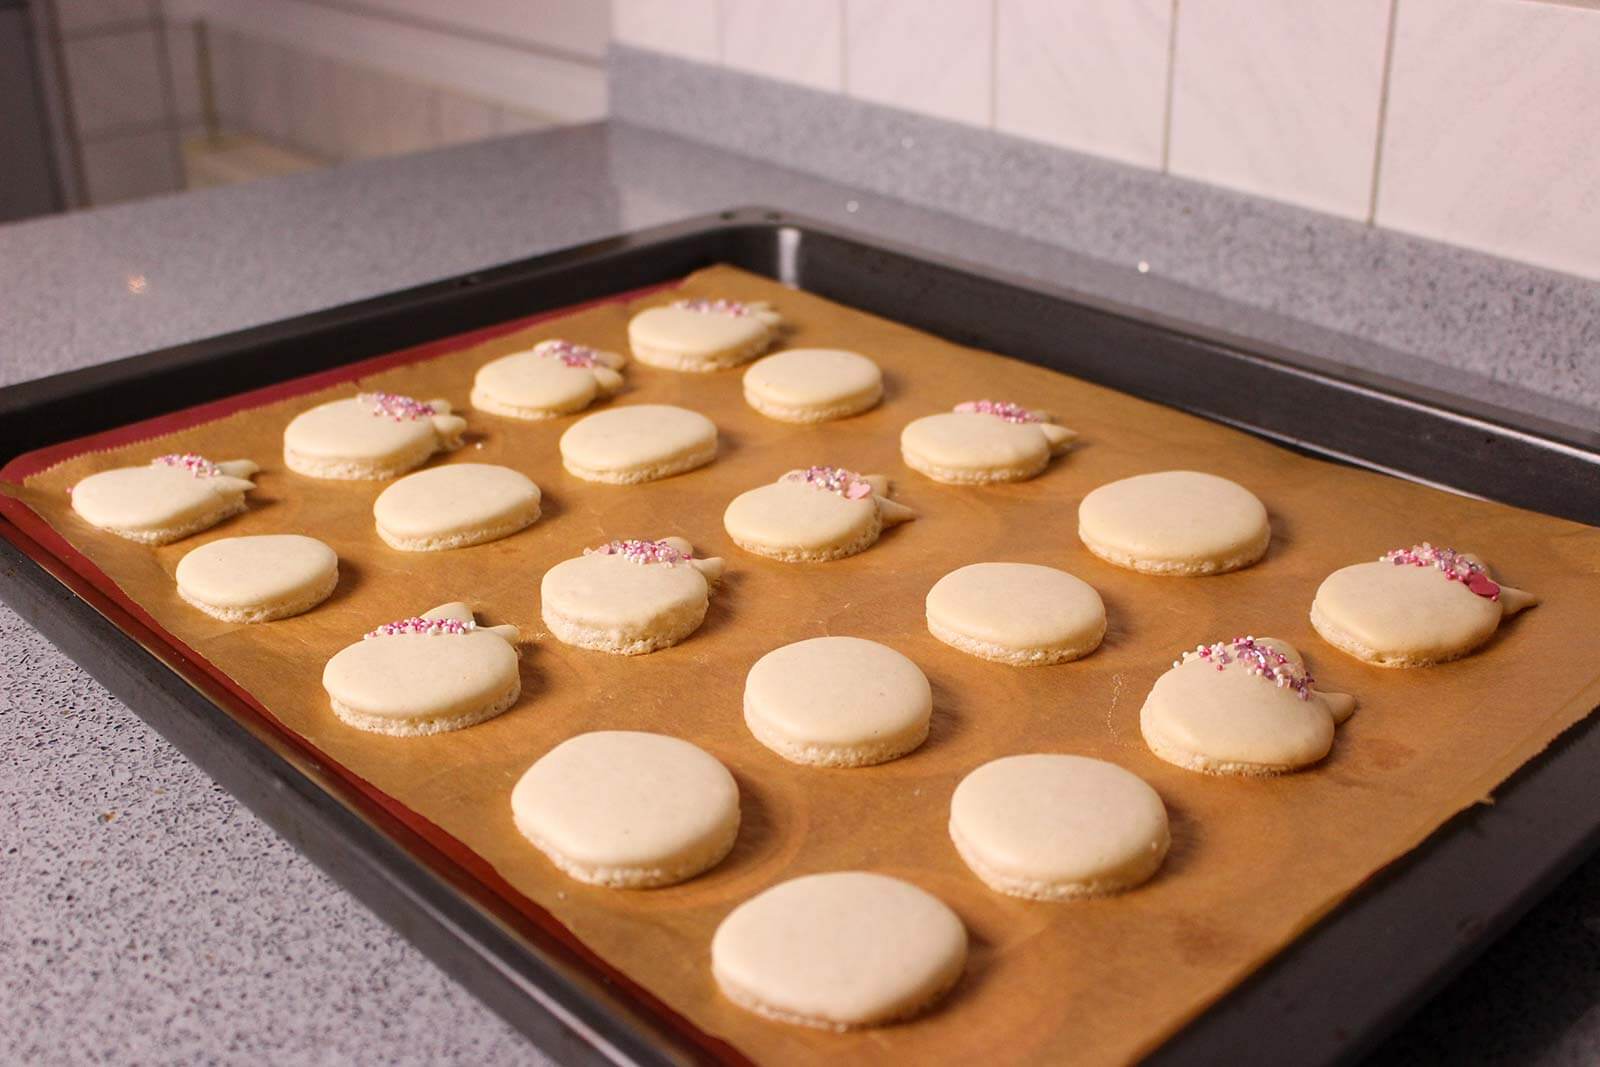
[3, 209, 1597, 1066]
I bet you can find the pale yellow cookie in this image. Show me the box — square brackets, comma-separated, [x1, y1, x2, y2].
[900, 401, 1076, 484]
[1140, 636, 1356, 776]
[511, 731, 740, 888]
[926, 562, 1105, 665]
[628, 298, 781, 372]
[470, 339, 626, 420]
[742, 348, 883, 423]
[722, 467, 915, 562]
[373, 463, 541, 551]
[70, 454, 258, 544]
[949, 754, 1169, 900]
[283, 393, 466, 480]
[1310, 543, 1537, 667]
[540, 537, 723, 655]
[558, 404, 717, 484]
[321, 603, 520, 736]
[175, 534, 338, 622]
[712, 872, 967, 1031]
[744, 637, 931, 767]
[1078, 470, 1269, 575]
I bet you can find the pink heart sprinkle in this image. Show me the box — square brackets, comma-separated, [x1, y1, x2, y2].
[1465, 572, 1501, 600]
[846, 481, 872, 499]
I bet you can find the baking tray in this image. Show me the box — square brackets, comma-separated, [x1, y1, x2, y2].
[3, 208, 1598, 1066]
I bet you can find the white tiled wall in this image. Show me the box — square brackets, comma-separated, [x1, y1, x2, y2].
[1167, 0, 1391, 220]
[619, 0, 1600, 282]
[1375, 0, 1600, 281]
[994, 0, 1171, 170]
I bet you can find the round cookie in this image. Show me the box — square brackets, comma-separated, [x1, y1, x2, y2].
[712, 871, 967, 1031]
[949, 754, 1169, 900]
[742, 348, 883, 423]
[901, 401, 1076, 484]
[1310, 542, 1537, 668]
[1078, 470, 1270, 575]
[175, 534, 338, 622]
[511, 731, 740, 888]
[70, 454, 258, 544]
[559, 404, 717, 484]
[322, 602, 520, 736]
[540, 537, 723, 655]
[1140, 636, 1356, 776]
[744, 637, 931, 767]
[284, 392, 467, 480]
[373, 463, 541, 551]
[470, 339, 626, 420]
[628, 298, 781, 372]
[926, 562, 1106, 666]
[722, 466, 915, 562]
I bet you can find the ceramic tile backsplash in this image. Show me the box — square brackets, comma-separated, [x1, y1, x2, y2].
[994, 0, 1171, 168]
[80, 128, 181, 204]
[63, 27, 168, 136]
[54, 0, 157, 34]
[434, 92, 502, 146]
[612, 0, 720, 64]
[722, 0, 843, 92]
[1167, 0, 1391, 220]
[1376, 0, 1600, 281]
[845, 0, 993, 126]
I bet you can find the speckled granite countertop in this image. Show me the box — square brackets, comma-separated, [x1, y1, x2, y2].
[2, 122, 1596, 1066]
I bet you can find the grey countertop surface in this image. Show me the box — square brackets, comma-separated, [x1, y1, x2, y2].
[2, 121, 1596, 1066]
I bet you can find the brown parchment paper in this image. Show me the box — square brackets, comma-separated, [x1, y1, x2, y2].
[14, 265, 1600, 1066]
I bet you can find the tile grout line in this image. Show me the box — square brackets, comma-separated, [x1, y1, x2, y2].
[1367, 0, 1402, 226]
[1160, 0, 1180, 172]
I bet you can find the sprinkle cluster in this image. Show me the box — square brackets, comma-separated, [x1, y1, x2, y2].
[535, 339, 603, 368]
[153, 453, 221, 478]
[955, 399, 1041, 423]
[1176, 635, 1316, 701]
[1380, 542, 1501, 600]
[364, 616, 476, 639]
[360, 392, 436, 421]
[586, 539, 689, 566]
[784, 465, 874, 500]
[673, 298, 754, 317]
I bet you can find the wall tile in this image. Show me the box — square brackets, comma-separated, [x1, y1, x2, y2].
[496, 108, 556, 135]
[1167, 0, 1390, 219]
[433, 92, 500, 146]
[722, 0, 843, 92]
[283, 48, 337, 159]
[612, 0, 719, 64]
[845, 0, 992, 126]
[81, 128, 181, 204]
[239, 36, 292, 146]
[54, 0, 156, 35]
[995, 0, 1170, 168]
[63, 27, 168, 136]
[164, 21, 203, 122]
[1376, 0, 1600, 281]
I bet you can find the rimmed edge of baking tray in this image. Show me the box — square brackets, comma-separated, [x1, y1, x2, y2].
[2, 208, 1598, 1067]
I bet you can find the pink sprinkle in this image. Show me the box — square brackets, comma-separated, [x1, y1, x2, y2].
[585, 539, 690, 566]
[535, 339, 602, 368]
[364, 616, 476, 639]
[360, 392, 436, 421]
[1379, 542, 1500, 601]
[153, 453, 222, 478]
[954, 400, 1041, 423]
[784, 466, 874, 500]
[1180, 635, 1316, 701]
[672, 298, 754, 317]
